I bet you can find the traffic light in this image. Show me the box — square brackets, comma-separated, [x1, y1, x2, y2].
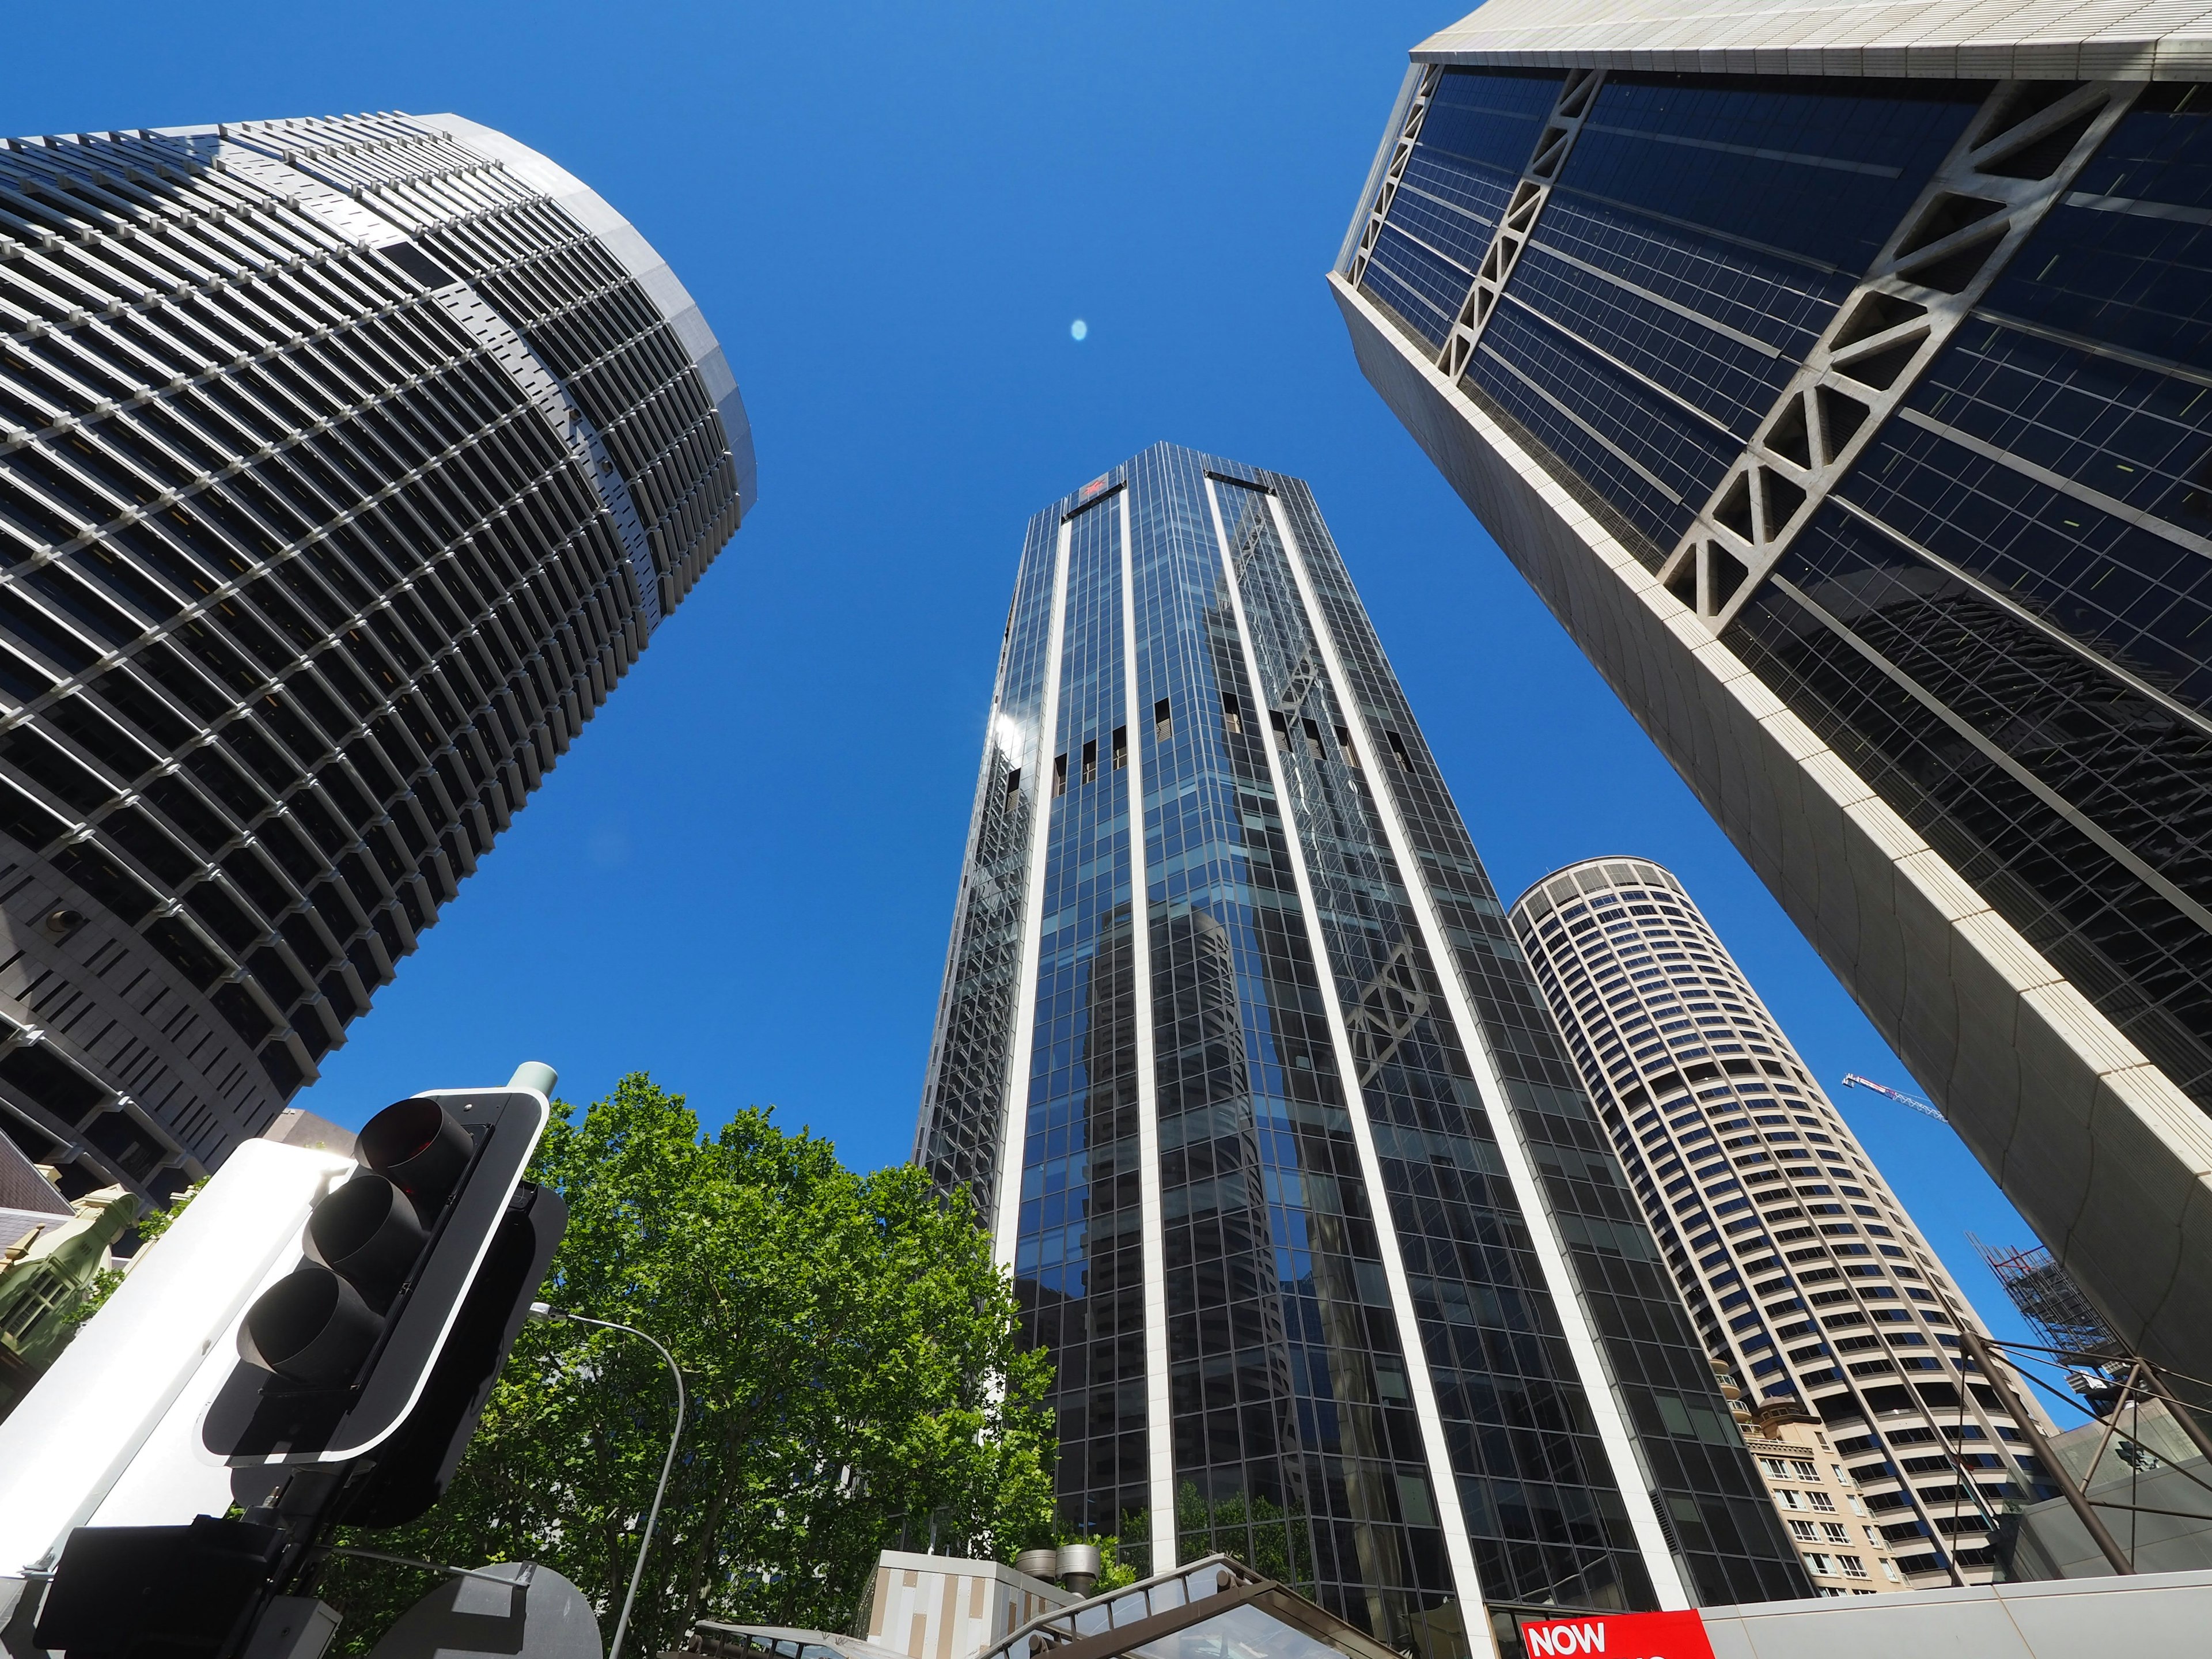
[19, 1066, 568, 1659]
[200, 1081, 566, 1520]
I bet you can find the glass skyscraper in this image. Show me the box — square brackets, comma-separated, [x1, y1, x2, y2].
[0, 112, 750, 1205]
[915, 444, 1804, 1652]
[1333, 6, 2212, 1406]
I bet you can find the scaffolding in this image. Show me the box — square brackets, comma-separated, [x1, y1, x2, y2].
[1972, 1236, 2122, 1361]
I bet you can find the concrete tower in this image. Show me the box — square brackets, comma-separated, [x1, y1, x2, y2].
[0, 113, 751, 1202]
[1508, 857, 2056, 1589]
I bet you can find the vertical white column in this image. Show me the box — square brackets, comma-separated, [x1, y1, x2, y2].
[992, 521, 1075, 1270]
[1203, 480, 1495, 1654]
[1120, 487, 1178, 1571]
[1264, 494, 1694, 1609]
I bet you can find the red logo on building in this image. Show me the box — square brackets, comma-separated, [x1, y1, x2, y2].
[1078, 475, 1109, 499]
[1520, 1611, 1714, 1659]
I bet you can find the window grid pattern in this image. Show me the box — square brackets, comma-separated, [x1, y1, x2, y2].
[1554, 75, 1987, 281]
[1981, 84, 2212, 372]
[1707, 89, 2212, 1125]
[1844, 403, 2212, 713]
[0, 116, 741, 1200]
[1468, 302, 1740, 557]
[1009, 496, 1150, 1554]
[1362, 69, 2212, 1166]
[1509, 859, 2047, 1585]
[1357, 69, 1564, 354]
[222, 115, 741, 622]
[1194, 469, 1473, 1638]
[1277, 486, 1806, 1609]
[1726, 505, 2212, 1110]
[1503, 246, 1798, 440]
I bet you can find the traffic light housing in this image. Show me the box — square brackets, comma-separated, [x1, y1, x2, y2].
[202, 1084, 563, 1509]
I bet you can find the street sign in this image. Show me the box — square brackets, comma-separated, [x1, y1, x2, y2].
[1520, 1611, 1715, 1659]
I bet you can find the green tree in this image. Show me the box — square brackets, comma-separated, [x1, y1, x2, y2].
[320, 1074, 1054, 1654]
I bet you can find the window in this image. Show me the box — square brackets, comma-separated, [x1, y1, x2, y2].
[1838, 1554, 1868, 1579]
[1807, 1490, 1836, 1512]
[1153, 698, 1172, 740]
[1220, 694, 1241, 735]
[1081, 738, 1096, 785]
[1052, 753, 1066, 797]
[1823, 1522, 1850, 1543]
[1385, 729, 1414, 770]
[1302, 717, 1326, 759]
[1789, 1519, 1819, 1541]
[1111, 726, 1127, 770]
[1775, 1489, 1803, 1509]
[2, 1272, 71, 1338]
[1003, 768, 1021, 806]
[1335, 724, 1358, 763]
[1804, 1553, 1833, 1576]
[1881, 1560, 1901, 1583]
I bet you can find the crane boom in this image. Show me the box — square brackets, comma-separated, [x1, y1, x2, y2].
[1840, 1073, 1949, 1123]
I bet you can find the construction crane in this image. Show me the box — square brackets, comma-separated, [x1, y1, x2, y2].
[1840, 1073, 1949, 1123]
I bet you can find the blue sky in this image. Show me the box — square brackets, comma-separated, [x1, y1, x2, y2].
[22, 1, 2046, 1346]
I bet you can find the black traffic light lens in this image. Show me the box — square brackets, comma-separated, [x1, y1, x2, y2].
[238, 1265, 382, 1386]
[359, 1097, 473, 1213]
[307, 1173, 429, 1310]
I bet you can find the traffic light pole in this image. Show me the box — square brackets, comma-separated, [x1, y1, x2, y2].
[528, 1305, 685, 1659]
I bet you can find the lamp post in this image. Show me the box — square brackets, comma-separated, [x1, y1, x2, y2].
[529, 1304, 687, 1659]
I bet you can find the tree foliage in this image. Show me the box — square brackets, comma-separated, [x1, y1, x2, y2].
[319, 1074, 1055, 1653]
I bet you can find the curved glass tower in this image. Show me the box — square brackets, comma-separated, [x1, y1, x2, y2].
[1508, 857, 2052, 1590]
[0, 112, 750, 1204]
[916, 444, 1803, 1656]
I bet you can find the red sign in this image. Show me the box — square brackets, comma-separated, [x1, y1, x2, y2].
[1078, 475, 1109, 499]
[1519, 1611, 1714, 1659]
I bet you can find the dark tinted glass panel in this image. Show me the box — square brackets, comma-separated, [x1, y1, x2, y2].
[1535, 193, 1847, 361]
[1982, 88, 2212, 369]
[1559, 75, 1987, 275]
[1506, 245, 1799, 438]
[1419, 68, 1563, 176]
[1726, 505, 2212, 1108]
[1840, 412, 2212, 712]
[1363, 224, 1471, 350]
[1469, 302, 1741, 556]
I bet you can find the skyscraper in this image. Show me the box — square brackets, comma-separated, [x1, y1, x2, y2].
[915, 444, 1804, 1653]
[1332, 6, 2212, 1400]
[1507, 857, 2052, 1588]
[0, 112, 751, 1205]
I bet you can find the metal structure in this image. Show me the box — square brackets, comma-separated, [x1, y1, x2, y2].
[1840, 1076, 1948, 1126]
[1334, 0, 2212, 1411]
[0, 113, 751, 1206]
[1973, 1239, 2122, 1361]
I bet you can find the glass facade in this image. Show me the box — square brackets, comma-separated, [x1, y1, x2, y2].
[0, 113, 748, 1202]
[916, 445, 1803, 1651]
[1342, 56, 2212, 1386]
[1509, 859, 2054, 1588]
